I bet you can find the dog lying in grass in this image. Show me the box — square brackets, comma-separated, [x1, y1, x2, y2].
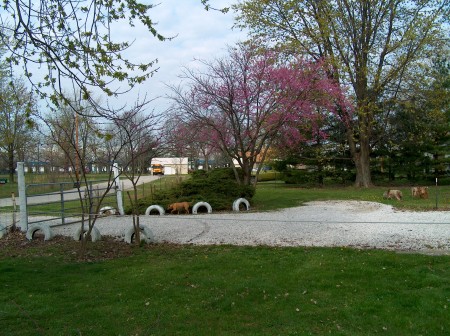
[383, 189, 403, 201]
[167, 202, 191, 214]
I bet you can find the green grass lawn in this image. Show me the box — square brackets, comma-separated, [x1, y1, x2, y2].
[0, 244, 449, 336]
[253, 183, 450, 211]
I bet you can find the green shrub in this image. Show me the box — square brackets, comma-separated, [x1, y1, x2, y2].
[437, 177, 450, 185]
[283, 170, 316, 185]
[131, 168, 255, 214]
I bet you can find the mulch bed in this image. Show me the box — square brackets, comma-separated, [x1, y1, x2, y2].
[0, 228, 142, 262]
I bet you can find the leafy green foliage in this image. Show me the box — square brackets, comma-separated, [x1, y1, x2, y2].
[235, 0, 450, 187]
[372, 56, 450, 182]
[0, 73, 37, 183]
[131, 168, 255, 213]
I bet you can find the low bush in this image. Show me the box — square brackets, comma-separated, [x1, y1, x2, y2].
[130, 168, 255, 214]
[283, 169, 317, 185]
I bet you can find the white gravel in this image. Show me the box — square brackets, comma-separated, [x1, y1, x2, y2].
[50, 200, 450, 254]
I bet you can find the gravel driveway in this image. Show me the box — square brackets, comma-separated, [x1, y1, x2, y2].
[52, 200, 450, 255]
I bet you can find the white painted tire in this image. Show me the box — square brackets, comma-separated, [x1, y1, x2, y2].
[73, 226, 102, 242]
[145, 205, 165, 216]
[26, 224, 54, 241]
[125, 224, 154, 244]
[99, 206, 117, 216]
[233, 198, 250, 212]
[192, 201, 212, 214]
[0, 224, 6, 239]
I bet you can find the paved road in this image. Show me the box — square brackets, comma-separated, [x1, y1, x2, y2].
[0, 175, 161, 207]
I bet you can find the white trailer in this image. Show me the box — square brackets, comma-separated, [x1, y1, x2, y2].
[151, 157, 189, 175]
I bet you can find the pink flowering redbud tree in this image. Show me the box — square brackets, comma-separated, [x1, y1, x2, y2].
[169, 43, 346, 186]
[163, 116, 220, 171]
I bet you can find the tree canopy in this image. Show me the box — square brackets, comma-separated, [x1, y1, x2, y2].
[169, 43, 346, 185]
[234, 0, 450, 186]
[0, 0, 166, 115]
[0, 74, 37, 182]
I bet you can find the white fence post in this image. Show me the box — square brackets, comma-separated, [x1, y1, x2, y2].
[17, 162, 28, 232]
[113, 162, 124, 215]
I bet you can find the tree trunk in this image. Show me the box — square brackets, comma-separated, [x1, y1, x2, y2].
[353, 140, 372, 187]
[8, 145, 15, 183]
[232, 157, 254, 186]
[204, 154, 209, 171]
[241, 159, 252, 186]
[243, 168, 252, 186]
[348, 129, 373, 188]
[317, 164, 324, 186]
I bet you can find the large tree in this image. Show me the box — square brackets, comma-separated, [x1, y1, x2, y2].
[0, 75, 37, 182]
[169, 43, 344, 185]
[42, 97, 102, 176]
[235, 0, 450, 186]
[0, 0, 166, 116]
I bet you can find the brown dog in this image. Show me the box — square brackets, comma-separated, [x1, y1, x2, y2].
[167, 202, 191, 214]
[411, 186, 429, 199]
[383, 189, 403, 201]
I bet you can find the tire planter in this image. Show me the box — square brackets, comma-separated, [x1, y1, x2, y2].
[125, 224, 154, 244]
[0, 224, 6, 239]
[99, 206, 117, 216]
[145, 205, 165, 216]
[26, 224, 54, 241]
[232, 198, 250, 212]
[73, 226, 102, 242]
[192, 201, 212, 214]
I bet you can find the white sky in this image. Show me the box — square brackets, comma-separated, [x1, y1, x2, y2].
[108, 0, 247, 112]
[3, 0, 246, 114]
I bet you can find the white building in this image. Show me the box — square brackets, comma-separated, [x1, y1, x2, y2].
[151, 157, 189, 175]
